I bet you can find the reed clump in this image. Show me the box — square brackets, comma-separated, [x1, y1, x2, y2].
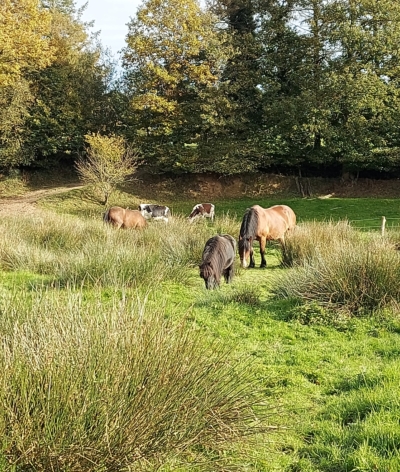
[275, 221, 400, 314]
[280, 220, 360, 267]
[0, 214, 223, 287]
[0, 287, 266, 470]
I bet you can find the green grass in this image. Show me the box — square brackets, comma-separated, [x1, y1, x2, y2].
[40, 185, 400, 232]
[2, 184, 400, 471]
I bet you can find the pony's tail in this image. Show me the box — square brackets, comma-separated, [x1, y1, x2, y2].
[103, 210, 110, 223]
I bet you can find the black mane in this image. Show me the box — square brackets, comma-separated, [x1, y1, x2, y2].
[239, 207, 259, 252]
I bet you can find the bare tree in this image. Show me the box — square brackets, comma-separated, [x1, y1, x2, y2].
[76, 133, 139, 205]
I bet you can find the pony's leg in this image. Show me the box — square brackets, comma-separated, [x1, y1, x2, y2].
[260, 237, 267, 268]
[112, 220, 123, 229]
[224, 265, 234, 284]
[249, 246, 255, 268]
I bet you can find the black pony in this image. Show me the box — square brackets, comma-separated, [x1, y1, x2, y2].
[199, 234, 236, 289]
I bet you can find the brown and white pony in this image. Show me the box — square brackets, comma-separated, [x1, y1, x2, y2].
[238, 204, 296, 268]
[103, 206, 147, 229]
[188, 203, 215, 222]
[199, 234, 236, 289]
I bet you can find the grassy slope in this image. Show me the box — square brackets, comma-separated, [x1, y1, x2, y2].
[4, 183, 400, 471]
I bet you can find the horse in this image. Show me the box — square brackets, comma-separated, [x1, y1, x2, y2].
[199, 234, 236, 289]
[238, 204, 296, 268]
[138, 204, 171, 223]
[103, 206, 147, 229]
[188, 203, 215, 222]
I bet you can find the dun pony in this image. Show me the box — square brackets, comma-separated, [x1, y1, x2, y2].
[239, 204, 296, 268]
[103, 206, 147, 229]
[199, 234, 236, 290]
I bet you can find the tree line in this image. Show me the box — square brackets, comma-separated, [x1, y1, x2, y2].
[2, 0, 400, 177]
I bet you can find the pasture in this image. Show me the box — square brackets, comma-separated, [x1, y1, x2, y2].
[1, 183, 400, 471]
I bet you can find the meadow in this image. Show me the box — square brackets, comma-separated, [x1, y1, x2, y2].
[1, 182, 400, 471]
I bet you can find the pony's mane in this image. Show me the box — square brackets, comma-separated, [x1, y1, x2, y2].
[199, 261, 214, 279]
[201, 236, 234, 273]
[202, 237, 225, 264]
[239, 207, 259, 252]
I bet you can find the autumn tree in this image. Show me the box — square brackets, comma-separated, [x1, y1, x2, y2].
[76, 133, 139, 205]
[25, 0, 112, 167]
[0, 0, 54, 169]
[0, 0, 54, 87]
[122, 0, 230, 172]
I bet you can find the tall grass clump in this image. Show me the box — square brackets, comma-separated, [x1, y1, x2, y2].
[212, 212, 240, 240]
[281, 220, 361, 267]
[0, 172, 28, 197]
[0, 286, 267, 471]
[275, 233, 400, 313]
[147, 216, 214, 280]
[0, 213, 222, 288]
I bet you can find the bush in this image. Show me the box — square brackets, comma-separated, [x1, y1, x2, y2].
[76, 133, 139, 205]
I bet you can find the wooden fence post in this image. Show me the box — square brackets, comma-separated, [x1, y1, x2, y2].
[381, 216, 386, 237]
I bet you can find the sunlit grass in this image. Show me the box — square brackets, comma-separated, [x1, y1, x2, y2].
[1, 187, 400, 470]
[276, 221, 400, 313]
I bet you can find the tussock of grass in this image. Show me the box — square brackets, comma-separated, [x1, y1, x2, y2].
[0, 214, 222, 287]
[276, 222, 400, 313]
[281, 220, 359, 267]
[0, 287, 267, 470]
[0, 174, 28, 197]
[284, 301, 351, 329]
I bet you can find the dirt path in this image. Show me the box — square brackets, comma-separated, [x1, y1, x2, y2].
[0, 183, 84, 216]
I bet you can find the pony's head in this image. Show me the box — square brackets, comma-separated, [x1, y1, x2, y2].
[199, 262, 218, 289]
[238, 236, 252, 268]
[188, 204, 202, 223]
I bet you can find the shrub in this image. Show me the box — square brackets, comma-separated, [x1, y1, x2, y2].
[76, 133, 139, 205]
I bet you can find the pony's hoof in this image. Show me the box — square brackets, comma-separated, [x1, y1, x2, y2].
[260, 264, 267, 269]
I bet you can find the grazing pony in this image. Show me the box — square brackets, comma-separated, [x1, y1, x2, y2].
[188, 203, 215, 222]
[199, 234, 236, 290]
[239, 204, 296, 268]
[103, 206, 147, 229]
[138, 204, 170, 223]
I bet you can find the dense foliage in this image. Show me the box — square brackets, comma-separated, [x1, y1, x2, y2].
[2, 0, 400, 175]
